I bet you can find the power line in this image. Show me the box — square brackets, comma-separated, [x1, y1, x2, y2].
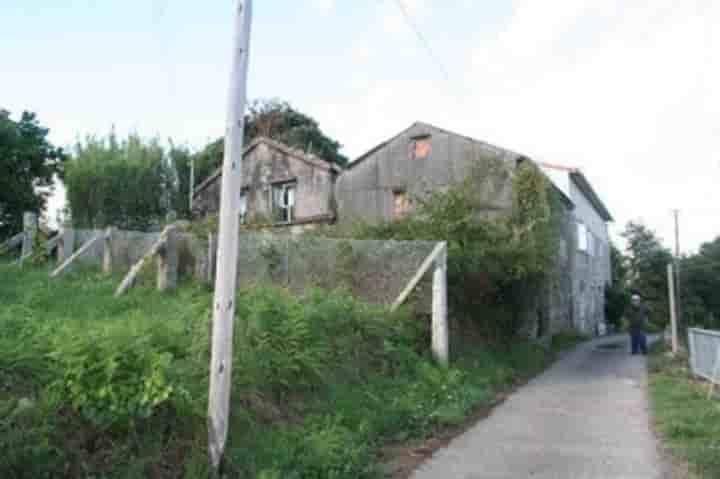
[393, 0, 451, 83]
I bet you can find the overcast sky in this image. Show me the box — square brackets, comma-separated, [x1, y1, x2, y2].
[2, 0, 718, 253]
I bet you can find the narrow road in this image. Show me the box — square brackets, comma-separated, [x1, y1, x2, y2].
[411, 336, 668, 479]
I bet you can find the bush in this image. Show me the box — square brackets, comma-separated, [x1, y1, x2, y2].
[605, 283, 630, 330]
[48, 327, 185, 429]
[330, 161, 564, 343]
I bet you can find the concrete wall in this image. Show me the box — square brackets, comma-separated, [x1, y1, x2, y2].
[569, 179, 612, 335]
[193, 140, 337, 225]
[335, 123, 519, 222]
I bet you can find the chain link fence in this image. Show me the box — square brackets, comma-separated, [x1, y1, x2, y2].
[688, 328, 720, 384]
[67, 228, 438, 309]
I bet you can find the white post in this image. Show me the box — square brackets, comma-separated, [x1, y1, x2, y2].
[59, 224, 75, 265]
[103, 227, 115, 275]
[20, 212, 37, 263]
[432, 242, 449, 365]
[667, 263, 678, 355]
[208, 0, 252, 473]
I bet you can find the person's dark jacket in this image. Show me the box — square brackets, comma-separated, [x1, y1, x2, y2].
[626, 303, 650, 333]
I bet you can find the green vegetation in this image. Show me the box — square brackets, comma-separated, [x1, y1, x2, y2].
[331, 161, 565, 343]
[0, 109, 65, 240]
[0, 264, 580, 478]
[65, 133, 190, 230]
[648, 343, 720, 478]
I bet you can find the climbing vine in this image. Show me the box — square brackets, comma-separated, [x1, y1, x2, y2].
[338, 159, 565, 343]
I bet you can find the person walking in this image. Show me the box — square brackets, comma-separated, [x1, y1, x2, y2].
[626, 294, 650, 355]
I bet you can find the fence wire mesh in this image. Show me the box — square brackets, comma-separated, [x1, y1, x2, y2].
[688, 328, 720, 384]
[69, 229, 438, 308]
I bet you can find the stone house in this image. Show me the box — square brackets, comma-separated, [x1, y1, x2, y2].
[335, 122, 523, 222]
[192, 136, 341, 233]
[540, 162, 613, 336]
[335, 122, 613, 338]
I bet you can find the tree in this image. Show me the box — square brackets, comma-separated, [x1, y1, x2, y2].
[682, 237, 720, 329]
[604, 244, 630, 329]
[621, 222, 673, 324]
[192, 99, 348, 186]
[0, 110, 65, 239]
[64, 133, 176, 231]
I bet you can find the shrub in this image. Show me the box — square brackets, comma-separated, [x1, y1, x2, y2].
[48, 326, 185, 429]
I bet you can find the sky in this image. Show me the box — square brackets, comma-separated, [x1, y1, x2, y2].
[2, 0, 718, 253]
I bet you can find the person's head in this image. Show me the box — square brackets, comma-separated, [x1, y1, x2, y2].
[631, 294, 641, 306]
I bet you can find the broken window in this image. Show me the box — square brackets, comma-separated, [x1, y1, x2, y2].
[272, 181, 296, 224]
[577, 223, 588, 252]
[393, 190, 410, 218]
[409, 136, 432, 161]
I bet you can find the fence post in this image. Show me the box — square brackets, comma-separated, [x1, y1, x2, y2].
[103, 227, 115, 275]
[20, 212, 37, 263]
[432, 242, 449, 365]
[157, 226, 178, 292]
[667, 264, 679, 355]
[688, 328, 697, 376]
[207, 232, 217, 283]
[58, 222, 75, 265]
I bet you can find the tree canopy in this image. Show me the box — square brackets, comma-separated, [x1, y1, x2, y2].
[64, 133, 190, 231]
[0, 110, 65, 239]
[192, 99, 348, 187]
[681, 237, 720, 329]
[621, 221, 674, 323]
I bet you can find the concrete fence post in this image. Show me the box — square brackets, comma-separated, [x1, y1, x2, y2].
[20, 212, 37, 263]
[157, 226, 178, 292]
[103, 227, 115, 275]
[58, 223, 75, 266]
[432, 242, 449, 365]
[207, 232, 217, 283]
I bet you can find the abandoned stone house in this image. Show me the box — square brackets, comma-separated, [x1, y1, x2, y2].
[192, 136, 341, 233]
[193, 123, 613, 337]
[335, 122, 613, 337]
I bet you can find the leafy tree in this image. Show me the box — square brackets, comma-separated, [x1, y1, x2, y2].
[192, 99, 348, 186]
[621, 222, 673, 325]
[64, 133, 176, 231]
[682, 237, 720, 329]
[604, 244, 630, 329]
[0, 110, 65, 239]
[334, 161, 563, 343]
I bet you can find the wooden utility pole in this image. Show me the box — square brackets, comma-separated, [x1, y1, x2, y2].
[208, 0, 252, 474]
[667, 264, 678, 355]
[673, 209, 682, 330]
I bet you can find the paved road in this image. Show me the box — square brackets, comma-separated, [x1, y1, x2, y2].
[411, 336, 668, 479]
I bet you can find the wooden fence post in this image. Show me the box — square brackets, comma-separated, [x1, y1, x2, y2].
[157, 226, 178, 292]
[103, 227, 115, 275]
[20, 212, 37, 263]
[432, 242, 449, 365]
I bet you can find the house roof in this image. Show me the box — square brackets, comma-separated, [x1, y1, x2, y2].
[347, 121, 526, 170]
[539, 162, 613, 222]
[193, 136, 341, 198]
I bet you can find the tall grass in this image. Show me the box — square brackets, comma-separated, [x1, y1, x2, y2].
[0, 264, 563, 478]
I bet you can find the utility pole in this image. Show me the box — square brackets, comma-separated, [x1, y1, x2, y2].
[207, 0, 252, 475]
[189, 156, 195, 214]
[673, 209, 682, 331]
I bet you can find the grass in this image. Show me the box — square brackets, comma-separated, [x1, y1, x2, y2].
[0, 262, 585, 478]
[648, 343, 720, 478]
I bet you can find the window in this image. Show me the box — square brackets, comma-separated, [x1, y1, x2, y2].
[393, 190, 411, 218]
[409, 136, 431, 161]
[587, 231, 594, 257]
[239, 190, 248, 224]
[271, 182, 296, 224]
[577, 223, 588, 252]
